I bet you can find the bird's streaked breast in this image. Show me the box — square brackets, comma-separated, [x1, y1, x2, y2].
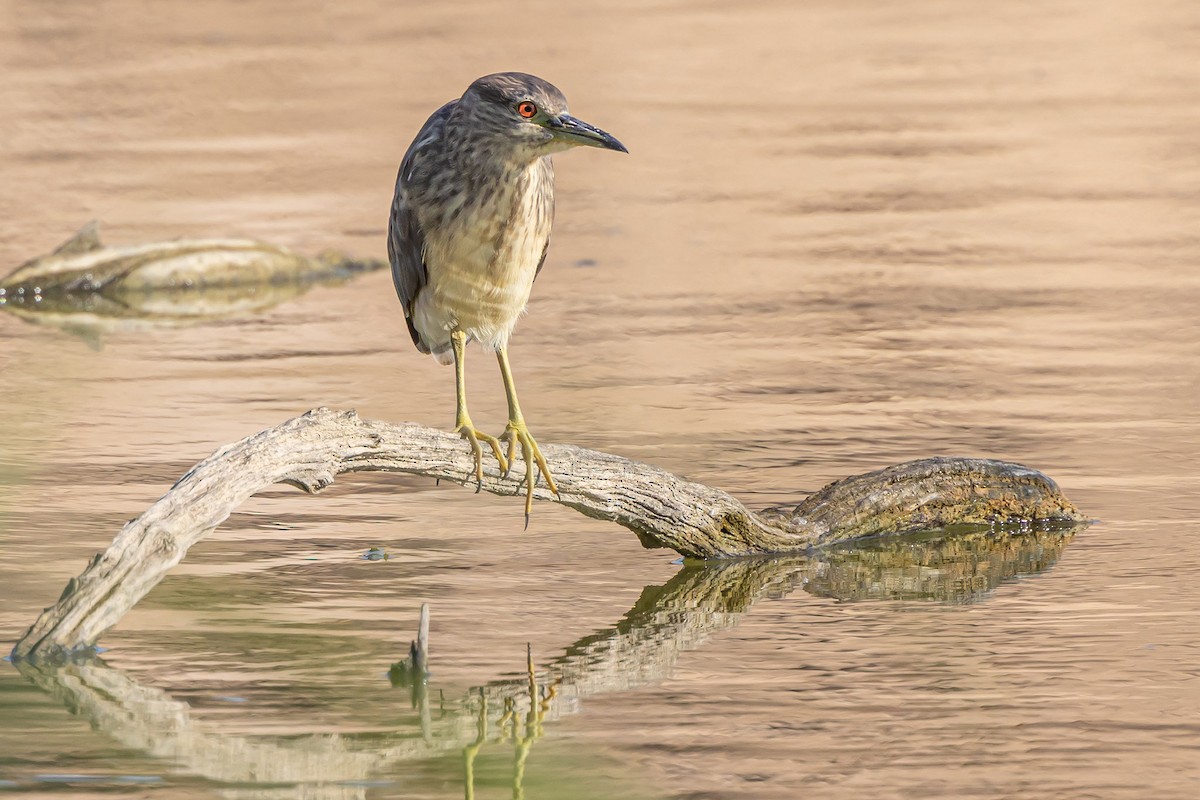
[413, 157, 554, 351]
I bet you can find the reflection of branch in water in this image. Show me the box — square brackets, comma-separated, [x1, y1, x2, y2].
[15, 659, 385, 800]
[805, 527, 1077, 603]
[11, 527, 1079, 796]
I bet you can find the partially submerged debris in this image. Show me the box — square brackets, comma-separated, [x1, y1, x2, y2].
[0, 222, 384, 325]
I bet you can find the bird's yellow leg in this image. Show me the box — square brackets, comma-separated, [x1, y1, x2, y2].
[452, 330, 507, 488]
[495, 347, 559, 524]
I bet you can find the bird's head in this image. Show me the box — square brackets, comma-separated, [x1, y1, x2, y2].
[458, 72, 627, 158]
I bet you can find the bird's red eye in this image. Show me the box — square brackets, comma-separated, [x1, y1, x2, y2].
[517, 101, 537, 118]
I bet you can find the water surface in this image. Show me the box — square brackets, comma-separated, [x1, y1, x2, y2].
[2, 1, 1199, 798]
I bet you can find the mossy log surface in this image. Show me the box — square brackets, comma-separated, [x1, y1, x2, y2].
[11, 407, 1085, 661]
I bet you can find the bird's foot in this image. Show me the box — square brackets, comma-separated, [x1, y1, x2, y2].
[455, 419, 508, 491]
[502, 421, 559, 527]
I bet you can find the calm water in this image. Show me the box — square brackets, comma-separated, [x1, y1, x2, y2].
[2, 1, 1199, 797]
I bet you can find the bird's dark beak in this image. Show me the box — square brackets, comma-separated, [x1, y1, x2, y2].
[551, 114, 628, 153]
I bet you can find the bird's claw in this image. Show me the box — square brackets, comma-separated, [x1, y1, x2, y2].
[502, 421, 559, 524]
[456, 421, 508, 490]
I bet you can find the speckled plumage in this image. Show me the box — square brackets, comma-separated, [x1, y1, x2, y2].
[386, 72, 625, 517]
[389, 73, 574, 364]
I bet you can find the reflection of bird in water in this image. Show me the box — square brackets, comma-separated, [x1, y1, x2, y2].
[388, 72, 627, 523]
[464, 643, 557, 800]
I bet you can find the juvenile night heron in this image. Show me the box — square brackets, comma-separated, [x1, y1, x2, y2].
[388, 72, 626, 522]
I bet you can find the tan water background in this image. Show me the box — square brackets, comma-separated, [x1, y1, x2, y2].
[2, 0, 1199, 797]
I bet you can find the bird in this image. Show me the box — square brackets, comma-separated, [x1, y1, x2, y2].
[388, 72, 627, 524]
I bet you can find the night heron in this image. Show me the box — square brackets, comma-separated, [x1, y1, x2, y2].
[388, 72, 627, 523]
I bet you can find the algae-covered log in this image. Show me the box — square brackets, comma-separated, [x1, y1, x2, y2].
[11, 407, 1085, 661]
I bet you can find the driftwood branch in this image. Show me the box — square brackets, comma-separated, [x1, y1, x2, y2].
[11, 407, 1084, 661]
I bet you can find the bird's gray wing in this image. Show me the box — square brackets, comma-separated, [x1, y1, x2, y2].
[388, 101, 455, 353]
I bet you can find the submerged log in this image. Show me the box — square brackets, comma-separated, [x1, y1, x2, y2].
[2, 222, 384, 293]
[0, 222, 384, 326]
[10, 407, 1085, 661]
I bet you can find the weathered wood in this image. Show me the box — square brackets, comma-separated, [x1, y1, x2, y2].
[0, 222, 385, 328]
[1, 222, 383, 295]
[10, 407, 1085, 660]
